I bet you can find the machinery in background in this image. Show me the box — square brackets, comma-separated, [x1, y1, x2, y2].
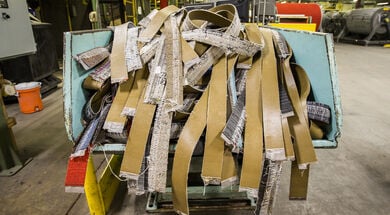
[0, 22, 61, 96]
[0, 0, 37, 176]
[275, 3, 323, 31]
[252, 0, 276, 24]
[336, 7, 390, 45]
[183, 0, 250, 22]
[0, 0, 60, 96]
[0, 0, 36, 60]
[89, 0, 322, 31]
[322, 10, 347, 36]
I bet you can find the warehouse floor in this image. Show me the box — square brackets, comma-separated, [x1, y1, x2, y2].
[0, 43, 389, 215]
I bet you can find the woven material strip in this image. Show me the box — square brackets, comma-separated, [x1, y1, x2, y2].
[185, 47, 224, 86]
[201, 56, 228, 185]
[222, 71, 245, 152]
[89, 58, 111, 83]
[236, 69, 247, 96]
[279, 80, 294, 117]
[147, 14, 181, 192]
[291, 63, 311, 122]
[237, 55, 253, 69]
[239, 24, 263, 197]
[261, 29, 286, 161]
[273, 30, 295, 160]
[138, 5, 179, 42]
[170, 122, 185, 139]
[181, 37, 199, 67]
[222, 91, 245, 151]
[144, 35, 166, 104]
[125, 27, 143, 72]
[256, 160, 283, 215]
[273, 30, 294, 118]
[138, 9, 158, 27]
[148, 103, 173, 192]
[140, 36, 160, 64]
[111, 23, 130, 83]
[164, 14, 183, 111]
[182, 29, 263, 57]
[121, 68, 147, 117]
[103, 75, 134, 133]
[284, 53, 315, 198]
[172, 88, 209, 215]
[183, 5, 242, 86]
[75, 47, 110, 71]
[307, 101, 331, 124]
[202, 54, 238, 185]
[255, 159, 269, 214]
[181, 7, 232, 31]
[120, 88, 156, 180]
[177, 94, 197, 113]
[282, 46, 317, 169]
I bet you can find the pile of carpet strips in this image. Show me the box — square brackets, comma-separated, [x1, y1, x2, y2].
[72, 4, 331, 215]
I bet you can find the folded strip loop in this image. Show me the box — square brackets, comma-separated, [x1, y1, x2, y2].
[182, 29, 263, 56]
[138, 5, 179, 42]
[282, 44, 317, 169]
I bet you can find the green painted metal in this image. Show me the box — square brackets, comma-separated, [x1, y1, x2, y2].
[146, 186, 255, 213]
[274, 28, 342, 148]
[0, 96, 23, 176]
[91, 0, 102, 29]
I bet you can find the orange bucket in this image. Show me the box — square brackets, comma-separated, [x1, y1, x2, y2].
[15, 82, 44, 114]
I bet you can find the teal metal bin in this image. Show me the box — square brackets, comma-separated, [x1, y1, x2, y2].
[63, 28, 342, 148]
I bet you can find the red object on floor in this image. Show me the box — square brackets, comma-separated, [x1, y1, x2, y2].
[64, 150, 89, 187]
[276, 3, 322, 31]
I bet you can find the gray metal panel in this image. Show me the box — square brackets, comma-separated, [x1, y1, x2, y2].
[0, 0, 36, 60]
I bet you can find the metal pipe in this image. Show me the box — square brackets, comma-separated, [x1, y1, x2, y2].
[262, 0, 267, 25]
[65, 0, 73, 31]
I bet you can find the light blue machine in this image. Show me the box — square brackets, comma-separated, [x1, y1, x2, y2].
[63, 28, 342, 149]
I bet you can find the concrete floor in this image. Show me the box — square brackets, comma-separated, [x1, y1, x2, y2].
[0, 43, 389, 215]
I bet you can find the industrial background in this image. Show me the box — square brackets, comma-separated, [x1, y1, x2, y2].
[0, 0, 389, 214]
